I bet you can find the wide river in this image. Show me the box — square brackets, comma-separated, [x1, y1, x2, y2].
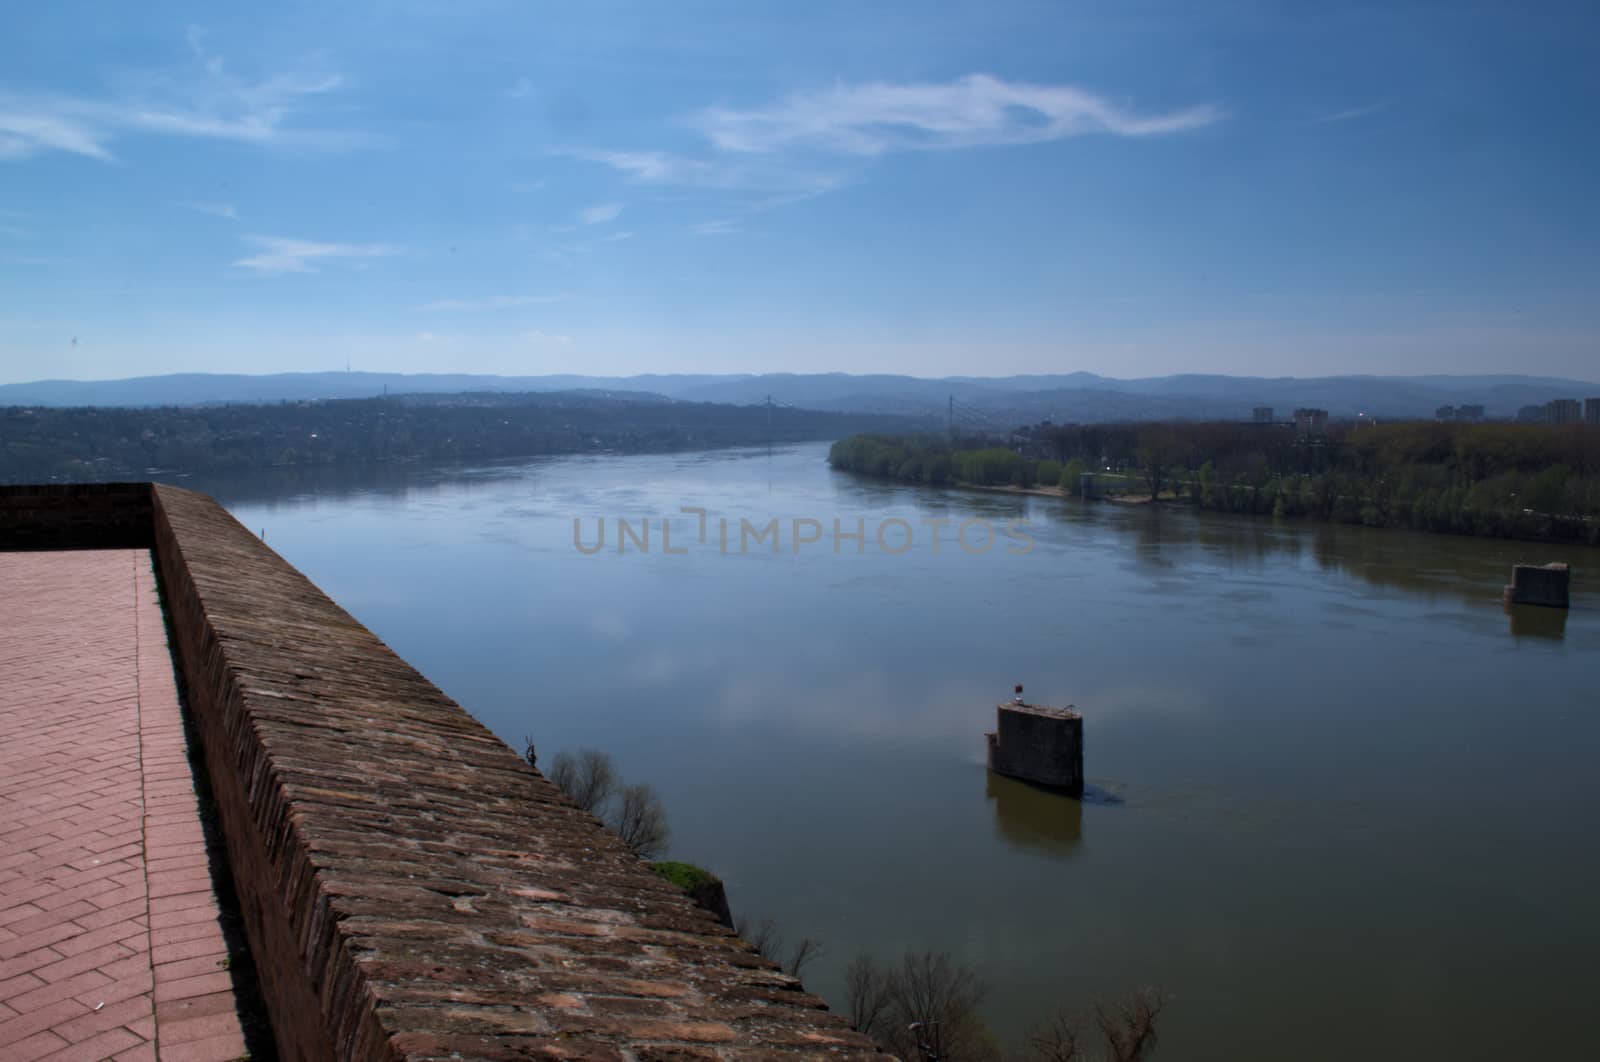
[206, 442, 1597, 1061]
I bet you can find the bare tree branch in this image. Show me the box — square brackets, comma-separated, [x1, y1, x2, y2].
[1093, 988, 1167, 1062]
[734, 916, 784, 963]
[883, 951, 996, 1061]
[608, 781, 670, 859]
[547, 748, 617, 814]
[1025, 1006, 1085, 1061]
[783, 936, 824, 979]
[845, 954, 893, 1041]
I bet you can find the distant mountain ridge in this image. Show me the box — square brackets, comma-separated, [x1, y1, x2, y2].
[3, 370, 1596, 423]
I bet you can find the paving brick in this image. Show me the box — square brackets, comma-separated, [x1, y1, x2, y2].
[3, 1029, 69, 1062]
[2, 902, 97, 937]
[154, 990, 237, 1024]
[149, 938, 228, 967]
[148, 904, 221, 933]
[153, 970, 235, 1005]
[34, 1025, 141, 1062]
[8, 968, 112, 1012]
[48, 993, 152, 1044]
[0, 970, 47, 1003]
[97, 952, 155, 984]
[48, 921, 146, 961]
[156, 1029, 247, 1062]
[150, 954, 229, 983]
[0, 920, 86, 960]
[72, 897, 146, 931]
[146, 891, 216, 917]
[0, 903, 46, 928]
[0, 550, 251, 1060]
[33, 940, 138, 984]
[155, 1007, 243, 1045]
[0, 995, 94, 1045]
[75, 971, 153, 1010]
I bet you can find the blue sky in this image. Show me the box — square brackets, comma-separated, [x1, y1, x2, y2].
[2, 0, 1597, 384]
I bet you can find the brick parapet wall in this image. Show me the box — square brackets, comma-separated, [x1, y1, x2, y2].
[0, 482, 153, 551]
[2, 483, 881, 1061]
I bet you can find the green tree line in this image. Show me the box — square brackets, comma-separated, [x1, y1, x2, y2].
[830, 421, 1600, 545]
[0, 392, 917, 482]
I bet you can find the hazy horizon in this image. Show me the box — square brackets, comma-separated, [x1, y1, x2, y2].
[4, 2, 1598, 384]
[6, 367, 1600, 388]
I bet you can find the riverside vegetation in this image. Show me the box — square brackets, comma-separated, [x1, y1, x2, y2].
[829, 420, 1600, 544]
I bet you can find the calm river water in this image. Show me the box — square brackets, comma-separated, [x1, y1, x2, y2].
[209, 443, 1598, 1060]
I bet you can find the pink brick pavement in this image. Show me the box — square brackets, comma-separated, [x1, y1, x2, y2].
[1, 550, 250, 1062]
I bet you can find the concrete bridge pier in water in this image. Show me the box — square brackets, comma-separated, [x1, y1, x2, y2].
[985, 685, 1084, 798]
[1504, 562, 1571, 609]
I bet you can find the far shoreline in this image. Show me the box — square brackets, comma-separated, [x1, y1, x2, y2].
[915, 479, 1163, 505]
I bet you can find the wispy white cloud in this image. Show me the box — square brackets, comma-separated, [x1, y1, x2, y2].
[234, 235, 397, 276]
[184, 25, 226, 78]
[186, 201, 238, 220]
[567, 154, 842, 241]
[0, 110, 114, 161]
[525, 329, 571, 344]
[568, 73, 1215, 213]
[690, 218, 742, 236]
[419, 293, 564, 312]
[566, 148, 840, 197]
[600, 230, 634, 242]
[577, 202, 624, 225]
[1312, 101, 1388, 124]
[571, 149, 716, 184]
[0, 28, 360, 162]
[693, 73, 1221, 155]
[506, 77, 535, 100]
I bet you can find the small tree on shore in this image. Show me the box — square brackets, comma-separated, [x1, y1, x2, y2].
[608, 781, 670, 859]
[547, 748, 616, 813]
[844, 948, 1167, 1062]
[542, 748, 671, 859]
[735, 915, 824, 979]
[843, 951, 998, 1060]
[1025, 989, 1168, 1062]
[1061, 458, 1087, 496]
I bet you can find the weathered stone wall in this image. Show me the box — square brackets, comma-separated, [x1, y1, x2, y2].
[0, 482, 153, 551]
[2, 483, 880, 1061]
[986, 703, 1083, 796]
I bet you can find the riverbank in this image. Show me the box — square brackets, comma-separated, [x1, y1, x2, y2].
[959, 480, 1163, 504]
[829, 428, 1600, 545]
[860, 465, 1596, 538]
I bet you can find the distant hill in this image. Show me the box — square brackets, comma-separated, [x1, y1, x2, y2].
[3, 370, 1596, 423]
[0, 372, 742, 408]
[0, 390, 923, 484]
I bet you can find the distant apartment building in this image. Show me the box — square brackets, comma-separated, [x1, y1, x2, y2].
[1435, 404, 1454, 421]
[1547, 398, 1581, 425]
[1252, 406, 1274, 424]
[1587, 398, 1600, 425]
[1517, 405, 1547, 424]
[1455, 404, 1485, 422]
[1294, 408, 1328, 435]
